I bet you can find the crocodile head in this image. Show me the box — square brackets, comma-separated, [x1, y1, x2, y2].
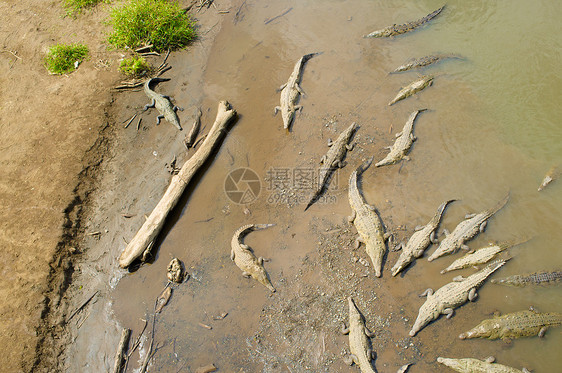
[409, 300, 439, 336]
[250, 264, 276, 292]
[437, 357, 470, 370]
[459, 319, 498, 340]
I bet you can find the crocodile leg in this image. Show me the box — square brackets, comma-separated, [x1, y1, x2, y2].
[240, 243, 254, 252]
[392, 242, 403, 252]
[156, 115, 164, 125]
[327, 138, 333, 147]
[479, 221, 488, 232]
[367, 348, 374, 361]
[348, 210, 356, 223]
[273, 106, 281, 115]
[336, 160, 347, 168]
[452, 275, 465, 282]
[144, 98, 156, 111]
[295, 83, 305, 95]
[538, 326, 547, 338]
[465, 213, 476, 219]
[278, 83, 287, 91]
[429, 231, 438, 244]
[341, 323, 349, 334]
[395, 131, 403, 138]
[442, 229, 450, 236]
[403, 155, 411, 161]
[343, 354, 357, 366]
[173, 105, 183, 112]
[320, 155, 326, 164]
[443, 308, 454, 319]
[230, 250, 235, 260]
[461, 244, 470, 251]
[346, 143, 355, 151]
[414, 225, 425, 231]
[355, 237, 364, 248]
[419, 288, 433, 297]
[468, 288, 478, 301]
[242, 271, 251, 278]
[364, 327, 375, 338]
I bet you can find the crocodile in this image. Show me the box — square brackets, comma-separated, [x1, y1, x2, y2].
[427, 193, 510, 262]
[388, 76, 433, 106]
[230, 224, 276, 292]
[441, 239, 528, 274]
[437, 357, 531, 373]
[305, 122, 358, 211]
[392, 54, 461, 73]
[364, 5, 445, 38]
[491, 270, 562, 287]
[375, 109, 426, 167]
[538, 165, 559, 191]
[274, 53, 318, 131]
[348, 158, 390, 277]
[391, 199, 455, 277]
[409, 259, 507, 336]
[341, 297, 377, 373]
[143, 77, 182, 130]
[459, 308, 562, 341]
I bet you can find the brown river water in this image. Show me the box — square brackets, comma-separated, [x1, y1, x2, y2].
[72, 0, 562, 372]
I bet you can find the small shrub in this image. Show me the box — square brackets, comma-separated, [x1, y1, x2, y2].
[107, 0, 197, 52]
[119, 56, 151, 77]
[63, 0, 105, 15]
[44, 43, 89, 75]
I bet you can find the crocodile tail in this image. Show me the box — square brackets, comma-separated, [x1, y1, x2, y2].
[487, 192, 510, 216]
[253, 223, 276, 231]
[356, 156, 375, 176]
[421, 5, 445, 24]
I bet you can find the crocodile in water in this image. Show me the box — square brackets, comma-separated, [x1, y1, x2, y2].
[392, 54, 461, 73]
[375, 109, 425, 167]
[538, 165, 559, 191]
[491, 270, 562, 287]
[348, 158, 390, 277]
[364, 6, 445, 38]
[437, 357, 531, 373]
[391, 199, 455, 277]
[459, 308, 562, 341]
[144, 77, 183, 130]
[230, 224, 276, 292]
[409, 259, 507, 336]
[388, 76, 433, 106]
[305, 122, 358, 210]
[274, 53, 318, 130]
[441, 239, 528, 274]
[341, 297, 377, 373]
[427, 193, 510, 262]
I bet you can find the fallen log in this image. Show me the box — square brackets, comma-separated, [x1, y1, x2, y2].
[112, 328, 131, 373]
[119, 101, 237, 268]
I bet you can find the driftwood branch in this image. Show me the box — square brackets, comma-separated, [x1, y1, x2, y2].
[119, 101, 237, 268]
[113, 328, 131, 373]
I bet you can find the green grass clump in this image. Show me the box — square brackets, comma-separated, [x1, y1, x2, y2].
[119, 56, 151, 77]
[107, 0, 197, 52]
[63, 0, 105, 15]
[44, 43, 89, 74]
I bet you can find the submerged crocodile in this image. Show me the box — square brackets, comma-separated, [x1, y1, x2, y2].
[274, 53, 318, 130]
[392, 54, 461, 73]
[491, 270, 562, 287]
[144, 77, 182, 130]
[376, 109, 425, 167]
[409, 259, 507, 336]
[441, 239, 528, 274]
[437, 357, 531, 373]
[391, 199, 455, 277]
[305, 122, 358, 211]
[230, 224, 276, 292]
[341, 297, 377, 373]
[459, 309, 562, 341]
[427, 193, 510, 262]
[388, 76, 433, 106]
[364, 5, 445, 38]
[348, 158, 390, 277]
[538, 165, 559, 191]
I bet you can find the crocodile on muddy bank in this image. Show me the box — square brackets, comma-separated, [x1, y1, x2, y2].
[491, 270, 562, 287]
[143, 77, 183, 130]
[230, 224, 276, 292]
[375, 109, 426, 167]
[364, 5, 445, 38]
[305, 122, 358, 211]
[459, 308, 562, 341]
[388, 76, 433, 106]
[348, 157, 390, 277]
[427, 193, 510, 262]
[341, 297, 377, 373]
[391, 199, 455, 277]
[437, 356, 531, 373]
[392, 54, 462, 73]
[409, 259, 508, 336]
[274, 53, 318, 131]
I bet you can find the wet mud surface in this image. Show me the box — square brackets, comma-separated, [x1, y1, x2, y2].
[67, 1, 561, 372]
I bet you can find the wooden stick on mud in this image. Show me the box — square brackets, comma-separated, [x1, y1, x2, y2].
[113, 328, 131, 373]
[119, 101, 237, 268]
